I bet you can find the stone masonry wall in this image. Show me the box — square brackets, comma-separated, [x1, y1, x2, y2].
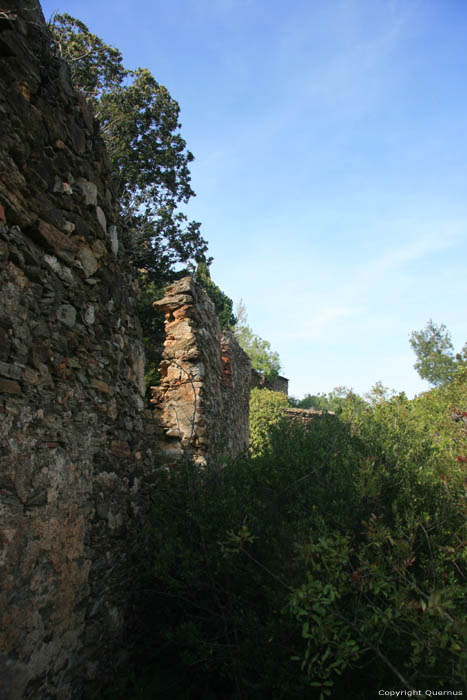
[0, 4, 158, 698]
[281, 407, 336, 424]
[0, 4, 252, 698]
[152, 277, 251, 467]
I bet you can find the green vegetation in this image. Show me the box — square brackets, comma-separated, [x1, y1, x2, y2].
[410, 319, 466, 387]
[289, 385, 367, 413]
[136, 273, 165, 391]
[50, 16, 467, 697]
[195, 262, 237, 328]
[249, 387, 289, 455]
[50, 13, 209, 282]
[50, 15, 281, 391]
[50, 13, 213, 389]
[290, 381, 402, 413]
[233, 300, 281, 379]
[121, 372, 466, 699]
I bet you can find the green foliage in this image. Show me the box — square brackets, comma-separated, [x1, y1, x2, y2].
[130, 373, 466, 699]
[291, 386, 367, 415]
[238, 325, 281, 377]
[50, 13, 210, 282]
[137, 273, 165, 393]
[409, 319, 465, 387]
[364, 379, 397, 405]
[290, 392, 330, 410]
[195, 262, 236, 328]
[49, 16, 467, 697]
[49, 12, 126, 96]
[233, 301, 281, 379]
[249, 388, 289, 455]
[293, 375, 467, 694]
[49, 12, 214, 400]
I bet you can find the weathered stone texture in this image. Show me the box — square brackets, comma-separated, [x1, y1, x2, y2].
[152, 277, 251, 466]
[0, 3, 157, 698]
[0, 3, 252, 699]
[281, 407, 336, 424]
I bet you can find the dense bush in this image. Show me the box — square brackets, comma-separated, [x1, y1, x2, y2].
[125, 375, 466, 699]
[249, 388, 289, 455]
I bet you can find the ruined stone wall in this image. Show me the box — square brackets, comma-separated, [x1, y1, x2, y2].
[0, 4, 158, 698]
[281, 407, 336, 424]
[151, 277, 251, 467]
[0, 4, 252, 698]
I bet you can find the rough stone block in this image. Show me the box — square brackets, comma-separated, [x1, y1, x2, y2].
[77, 245, 99, 278]
[0, 377, 21, 394]
[36, 219, 79, 263]
[57, 304, 77, 328]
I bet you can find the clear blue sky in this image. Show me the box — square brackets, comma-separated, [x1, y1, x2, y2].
[41, 0, 467, 399]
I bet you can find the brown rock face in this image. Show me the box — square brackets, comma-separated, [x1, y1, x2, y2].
[152, 277, 251, 467]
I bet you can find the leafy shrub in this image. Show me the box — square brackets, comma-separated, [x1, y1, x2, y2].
[249, 388, 289, 455]
[233, 301, 281, 380]
[128, 376, 466, 699]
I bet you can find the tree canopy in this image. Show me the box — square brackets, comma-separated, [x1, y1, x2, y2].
[50, 13, 210, 281]
[289, 385, 368, 415]
[409, 319, 466, 387]
[49, 12, 214, 395]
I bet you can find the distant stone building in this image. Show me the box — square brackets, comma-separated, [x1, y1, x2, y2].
[250, 368, 289, 396]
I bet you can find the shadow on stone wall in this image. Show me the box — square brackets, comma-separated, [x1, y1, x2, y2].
[0, 4, 251, 699]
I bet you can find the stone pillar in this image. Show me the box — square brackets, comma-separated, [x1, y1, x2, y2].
[151, 277, 250, 467]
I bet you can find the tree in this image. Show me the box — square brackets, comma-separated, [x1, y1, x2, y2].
[49, 13, 214, 397]
[364, 380, 396, 405]
[48, 13, 127, 96]
[292, 393, 330, 411]
[409, 320, 462, 387]
[233, 300, 281, 379]
[49, 13, 210, 280]
[291, 386, 367, 415]
[195, 262, 236, 328]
